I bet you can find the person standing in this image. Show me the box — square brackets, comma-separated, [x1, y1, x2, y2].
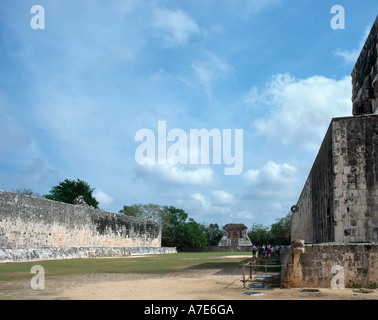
[258, 245, 264, 262]
[266, 246, 271, 258]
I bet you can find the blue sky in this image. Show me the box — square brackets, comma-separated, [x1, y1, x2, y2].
[0, 1, 377, 228]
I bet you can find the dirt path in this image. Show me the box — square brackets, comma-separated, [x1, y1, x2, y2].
[1, 268, 377, 300]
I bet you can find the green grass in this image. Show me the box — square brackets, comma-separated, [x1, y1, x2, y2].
[0, 252, 252, 283]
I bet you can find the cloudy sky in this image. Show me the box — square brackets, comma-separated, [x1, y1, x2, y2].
[0, 1, 377, 228]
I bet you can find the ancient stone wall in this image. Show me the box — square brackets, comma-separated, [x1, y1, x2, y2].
[0, 190, 162, 251]
[179, 246, 252, 252]
[333, 116, 378, 242]
[281, 243, 378, 288]
[311, 124, 335, 242]
[287, 16, 378, 289]
[0, 247, 177, 263]
[291, 115, 378, 243]
[351, 15, 378, 115]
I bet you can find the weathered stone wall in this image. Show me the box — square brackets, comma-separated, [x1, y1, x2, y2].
[333, 116, 378, 242]
[292, 177, 312, 242]
[291, 120, 335, 243]
[351, 15, 378, 115]
[312, 125, 335, 242]
[0, 190, 161, 250]
[179, 245, 253, 252]
[0, 247, 177, 263]
[292, 115, 378, 243]
[281, 243, 378, 288]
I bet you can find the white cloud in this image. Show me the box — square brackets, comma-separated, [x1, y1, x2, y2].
[242, 161, 298, 199]
[152, 8, 200, 45]
[333, 26, 371, 64]
[136, 164, 217, 186]
[233, 209, 255, 221]
[248, 73, 351, 152]
[211, 190, 235, 205]
[190, 192, 211, 208]
[187, 191, 234, 222]
[333, 48, 360, 65]
[93, 189, 115, 208]
[192, 52, 233, 98]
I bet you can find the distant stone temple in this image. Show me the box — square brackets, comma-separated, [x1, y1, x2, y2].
[218, 223, 252, 247]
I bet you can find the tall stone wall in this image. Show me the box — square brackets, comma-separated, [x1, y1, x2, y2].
[351, 15, 378, 115]
[0, 190, 161, 250]
[287, 16, 378, 289]
[281, 243, 378, 288]
[291, 115, 378, 243]
[333, 116, 378, 242]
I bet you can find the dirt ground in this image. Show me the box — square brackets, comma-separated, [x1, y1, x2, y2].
[1, 259, 377, 300]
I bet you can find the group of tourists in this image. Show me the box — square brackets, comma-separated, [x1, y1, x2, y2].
[251, 244, 280, 261]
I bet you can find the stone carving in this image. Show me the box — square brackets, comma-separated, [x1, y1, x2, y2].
[73, 195, 90, 207]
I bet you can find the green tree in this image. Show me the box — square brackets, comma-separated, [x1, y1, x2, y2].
[44, 179, 99, 209]
[248, 223, 271, 246]
[248, 212, 292, 246]
[182, 219, 208, 247]
[205, 223, 223, 246]
[12, 188, 42, 198]
[160, 206, 209, 249]
[270, 212, 292, 245]
[160, 206, 188, 247]
[119, 203, 163, 221]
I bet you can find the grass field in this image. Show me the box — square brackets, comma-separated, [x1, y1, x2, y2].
[2, 253, 376, 300]
[0, 252, 262, 283]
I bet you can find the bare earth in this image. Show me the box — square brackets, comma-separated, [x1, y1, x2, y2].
[1, 259, 377, 300]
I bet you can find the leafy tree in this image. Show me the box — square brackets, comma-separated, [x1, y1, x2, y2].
[44, 179, 99, 209]
[182, 218, 208, 247]
[160, 206, 209, 249]
[160, 206, 188, 247]
[12, 188, 42, 198]
[248, 212, 292, 246]
[205, 223, 223, 246]
[119, 203, 163, 221]
[269, 212, 292, 245]
[248, 223, 271, 246]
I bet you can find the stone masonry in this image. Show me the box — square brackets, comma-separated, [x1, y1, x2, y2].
[283, 16, 378, 288]
[281, 242, 378, 288]
[352, 15, 378, 115]
[291, 115, 378, 243]
[0, 190, 170, 262]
